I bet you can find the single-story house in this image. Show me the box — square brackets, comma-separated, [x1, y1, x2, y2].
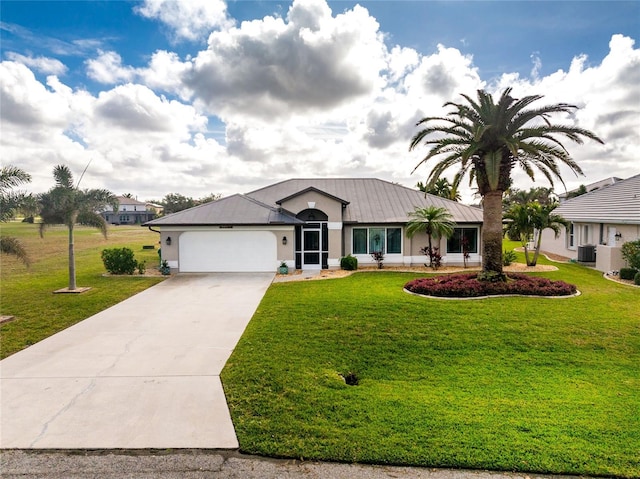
[144, 178, 484, 273]
[102, 196, 157, 225]
[541, 173, 640, 272]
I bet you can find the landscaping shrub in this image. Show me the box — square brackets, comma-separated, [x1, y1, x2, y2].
[619, 267, 639, 280]
[101, 247, 138, 275]
[340, 255, 358, 271]
[621, 239, 640, 270]
[404, 273, 577, 298]
[635, 272, 640, 286]
[503, 249, 517, 266]
[419, 246, 442, 270]
[371, 251, 384, 269]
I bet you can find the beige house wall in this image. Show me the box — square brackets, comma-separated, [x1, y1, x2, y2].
[541, 222, 640, 272]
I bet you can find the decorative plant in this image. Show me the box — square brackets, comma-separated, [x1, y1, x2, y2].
[160, 260, 171, 275]
[371, 251, 384, 269]
[419, 246, 442, 270]
[503, 249, 517, 266]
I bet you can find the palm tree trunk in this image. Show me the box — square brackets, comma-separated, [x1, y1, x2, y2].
[68, 223, 76, 290]
[427, 234, 433, 267]
[481, 190, 504, 275]
[531, 229, 542, 266]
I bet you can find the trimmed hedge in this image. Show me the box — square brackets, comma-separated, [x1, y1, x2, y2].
[635, 272, 640, 286]
[404, 273, 577, 298]
[340, 255, 358, 271]
[620, 267, 639, 280]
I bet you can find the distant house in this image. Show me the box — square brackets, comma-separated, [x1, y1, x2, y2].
[541, 174, 640, 272]
[559, 177, 622, 203]
[144, 178, 484, 273]
[103, 196, 157, 225]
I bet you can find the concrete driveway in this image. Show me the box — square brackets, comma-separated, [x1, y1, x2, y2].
[0, 273, 274, 449]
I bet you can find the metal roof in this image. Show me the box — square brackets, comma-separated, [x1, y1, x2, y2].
[146, 178, 484, 226]
[555, 174, 640, 224]
[248, 178, 483, 224]
[145, 194, 302, 226]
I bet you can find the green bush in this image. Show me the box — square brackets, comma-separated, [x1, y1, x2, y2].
[101, 247, 138, 275]
[635, 272, 640, 286]
[503, 249, 517, 266]
[340, 255, 358, 271]
[619, 267, 639, 280]
[621, 239, 640, 270]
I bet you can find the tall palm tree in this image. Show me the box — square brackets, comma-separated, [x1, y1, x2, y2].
[410, 88, 603, 279]
[39, 165, 117, 291]
[0, 165, 32, 266]
[504, 202, 568, 266]
[406, 206, 456, 267]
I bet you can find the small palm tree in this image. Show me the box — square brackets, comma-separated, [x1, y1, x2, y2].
[410, 88, 603, 279]
[39, 165, 117, 291]
[504, 202, 568, 266]
[0, 165, 32, 266]
[406, 206, 456, 267]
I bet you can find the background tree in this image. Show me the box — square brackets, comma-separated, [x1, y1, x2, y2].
[161, 193, 196, 214]
[39, 165, 117, 291]
[416, 178, 460, 202]
[410, 88, 603, 279]
[504, 202, 568, 266]
[504, 186, 556, 208]
[565, 184, 588, 200]
[0, 165, 32, 266]
[406, 206, 456, 267]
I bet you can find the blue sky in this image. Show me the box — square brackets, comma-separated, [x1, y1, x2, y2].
[1, 0, 638, 200]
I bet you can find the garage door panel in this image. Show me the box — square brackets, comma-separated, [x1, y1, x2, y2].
[179, 231, 277, 272]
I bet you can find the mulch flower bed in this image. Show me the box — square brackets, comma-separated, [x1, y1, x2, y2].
[404, 272, 577, 298]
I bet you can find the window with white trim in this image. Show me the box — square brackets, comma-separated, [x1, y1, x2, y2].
[352, 228, 402, 254]
[447, 228, 478, 254]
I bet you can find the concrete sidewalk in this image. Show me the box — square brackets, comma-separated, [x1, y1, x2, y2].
[0, 273, 273, 449]
[0, 450, 592, 479]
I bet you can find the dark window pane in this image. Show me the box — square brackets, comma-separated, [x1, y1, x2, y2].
[447, 228, 478, 253]
[304, 231, 320, 251]
[353, 229, 367, 254]
[386, 228, 402, 254]
[304, 252, 320, 264]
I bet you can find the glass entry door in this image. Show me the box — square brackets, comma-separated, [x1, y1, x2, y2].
[302, 228, 321, 269]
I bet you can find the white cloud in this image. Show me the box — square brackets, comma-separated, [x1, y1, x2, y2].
[183, 0, 387, 120]
[4, 52, 67, 75]
[134, 0, 233, 42]
[1, 0, 637, 207]
[86, 50, 136, 84]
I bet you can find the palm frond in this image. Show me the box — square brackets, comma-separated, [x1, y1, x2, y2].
[1, 235, 31, 267]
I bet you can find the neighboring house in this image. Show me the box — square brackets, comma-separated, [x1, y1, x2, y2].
[541, 174, 640, 272]
[559, 177, 622, 203]
[103, 196, 156, 225]
[144, 178, 484, 273]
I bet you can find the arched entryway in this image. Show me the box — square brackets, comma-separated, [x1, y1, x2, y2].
[295, 209, 329, 270]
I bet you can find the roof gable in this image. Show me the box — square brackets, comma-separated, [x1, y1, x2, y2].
[276, 186, 349, 206]
[555, 174, 640, 224]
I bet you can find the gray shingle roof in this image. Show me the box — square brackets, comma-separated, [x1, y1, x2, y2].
[555, 174, 640, 224]
[146, 178, 484, 226]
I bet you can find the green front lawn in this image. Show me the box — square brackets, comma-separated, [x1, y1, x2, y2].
[1, 222, 164, 358]
[222, 252, 640, 477]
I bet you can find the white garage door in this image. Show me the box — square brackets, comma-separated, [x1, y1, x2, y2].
[179, 230, 277, 272]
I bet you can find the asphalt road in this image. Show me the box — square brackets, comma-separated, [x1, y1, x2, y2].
[1, 450, 589, 479]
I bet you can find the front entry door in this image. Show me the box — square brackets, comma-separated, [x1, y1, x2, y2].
[302, 228, 321, 269]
